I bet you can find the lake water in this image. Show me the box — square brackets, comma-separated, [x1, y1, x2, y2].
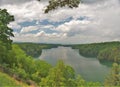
[39, 46, 110, 82]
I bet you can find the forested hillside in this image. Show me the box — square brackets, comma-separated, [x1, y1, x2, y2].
[15, 42, 120, 63]
[73, 42, 120, 63]
[0, 43, 120, 86]
[0, 71, 28, 86]
[0, 43, 102, 87]
[15, 43, 60, 57]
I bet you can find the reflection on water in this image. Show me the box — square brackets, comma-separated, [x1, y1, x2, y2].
[39, 46, 110, 82]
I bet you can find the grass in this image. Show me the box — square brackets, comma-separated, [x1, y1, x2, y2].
[0, 71, 28, 87]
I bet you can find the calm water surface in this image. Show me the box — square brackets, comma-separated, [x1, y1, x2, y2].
[39, 46, 110, 82]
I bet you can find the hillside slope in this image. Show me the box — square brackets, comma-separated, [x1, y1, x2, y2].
[0, 71, 28, 87]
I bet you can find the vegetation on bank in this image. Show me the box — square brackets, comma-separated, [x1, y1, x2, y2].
[15, 43, 61, 57]
[1, 41, 120, 86]
[16, 41, 120, 63]
[0, 42, 102, 86]
[15, 41, 120, 63]
[0, 44, 52, 86]
[72, 42, 120, 63]
[104, 63, 120, 86]
[0, 71, 28, 87]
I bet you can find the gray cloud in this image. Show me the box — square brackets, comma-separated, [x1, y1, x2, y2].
[0, 0, 108, 5]
[81, 0, 106, 4]
[0, 0, 33, 5]
[0, 0, 49, 6]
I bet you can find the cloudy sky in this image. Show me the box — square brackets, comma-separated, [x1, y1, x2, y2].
[0, 0, 120, 44]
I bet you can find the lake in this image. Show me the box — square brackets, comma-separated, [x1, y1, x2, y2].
[39, 46, 110, 82]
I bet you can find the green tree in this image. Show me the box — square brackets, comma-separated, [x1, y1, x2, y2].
[0, 41, 7, 64]
[0, 9, 14, 49]
[104, 63, 120, 86]
[98, 47, 120, 63]
[38, 0, 80, 13]
[75, 75, 85, 87]
[34, 60, 52, 77]
[40, 60, 75, 87]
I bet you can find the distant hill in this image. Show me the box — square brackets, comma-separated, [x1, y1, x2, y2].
[72, 41, 120, 63]
[15, 41, 120, 63]
[15, 43, 61, 57]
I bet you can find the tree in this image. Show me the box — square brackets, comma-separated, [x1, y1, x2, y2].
[40, 60, 75, 87]
[0, 41, 7, 64]
[75, 75, 85, 87]
[38, 0, 81, 13]
[104, 63, 120, 86]
[0, 9, 14, 49]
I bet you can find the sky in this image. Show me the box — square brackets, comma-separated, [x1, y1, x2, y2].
[0, 0, 120, 44]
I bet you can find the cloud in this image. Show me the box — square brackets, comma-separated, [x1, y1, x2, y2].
[93, 0, 120, 39]
[81, 0, 106, 4]
[56, 20, 91, 36]
[35, 31, 66, 38]
[1, 0, 120, 44]
[0, 0, 48, 23]
[20, 26, 39, 33]
[0, 0, 32, 5]
[8, 22, 21, 30]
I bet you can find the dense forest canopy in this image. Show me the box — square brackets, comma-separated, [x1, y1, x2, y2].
[73, 42, 120, 63]
[15, 43, 61, 57]
[15, 41, 120, 64]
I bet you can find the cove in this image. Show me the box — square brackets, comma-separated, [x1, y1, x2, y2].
[39, 46, 110, 82]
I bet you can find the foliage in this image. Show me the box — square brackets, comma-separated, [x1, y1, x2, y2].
[40, 60, 75, 87]
[15, 43, 60, 57]
[0, 44, 52, 85]
[104, 63, 120, 86]
[11, 45, 52, 84]
[0, 41, 7, 64]
[0, 9, 14, 50]
[0, 42, 102, 87]
[98, 47, 120, 63]
[73, 41, 120, 63]
[38, 0, 80, 13]
[0, 71, 28, 87]
[40, 60, 101, 87]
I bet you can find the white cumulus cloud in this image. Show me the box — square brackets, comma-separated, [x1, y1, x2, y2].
[1, 0, 120, 44]
[20, 26, 39, 33]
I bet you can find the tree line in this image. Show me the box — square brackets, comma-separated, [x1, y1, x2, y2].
[72, 42, 120, 63]
[15, 43, 61, 58]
